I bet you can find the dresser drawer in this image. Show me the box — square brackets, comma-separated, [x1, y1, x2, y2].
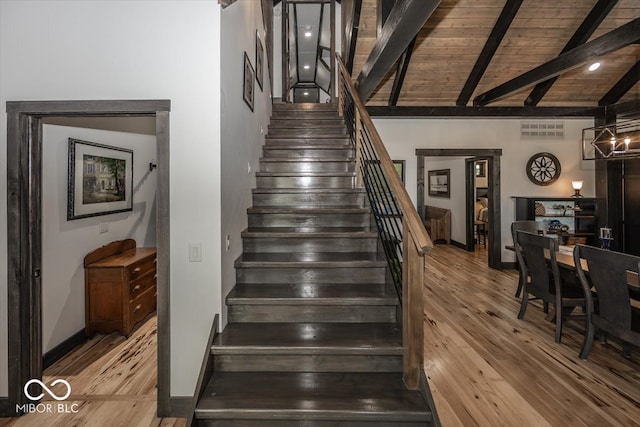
[129, 271, 157, 300]
[126, 256, 156, 281]
[130, 285, 157, 327]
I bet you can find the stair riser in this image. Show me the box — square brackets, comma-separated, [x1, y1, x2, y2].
[228, 305, 396, 323]
[273, 103, 337, 112]
[256, 175, 354, 189]
[242, 237, 377, 253]
[236, 267, 386, 284]
[269, 119, 346, 128]
[268, 129, 347, 138]
[214, 354, 402, 373]
[248, 212, 369, 228]
[263, 148, 354, 158]
[198, 419, 426, 426]
[265, 138, 350, 146]
[272, 111, 340, 119]
[252, 192, 366, 207]
[260, 162, 354, 173]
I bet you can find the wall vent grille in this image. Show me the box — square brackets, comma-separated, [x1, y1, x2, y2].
[521, 120, 564, 139]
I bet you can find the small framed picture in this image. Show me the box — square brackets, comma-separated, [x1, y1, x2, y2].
[68, 138, 133, 220]
[428, 169, 450, 198]
[255, 31, 264, 91]
[243, 51, 255, 111]
[475, 161, 486, 177]
[393, 160, 405, 184]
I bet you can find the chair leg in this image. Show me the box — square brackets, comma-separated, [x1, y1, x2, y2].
[515, 273, 523, 298]
[623, 343, 632, 358]
[543, 301, 549, 314]
[554, 297, 563, 343]
[517, 292, 528, 320]
[579, 316, 594, 360]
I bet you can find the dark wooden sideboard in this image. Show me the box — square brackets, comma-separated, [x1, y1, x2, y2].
[84, 239, 157, 337]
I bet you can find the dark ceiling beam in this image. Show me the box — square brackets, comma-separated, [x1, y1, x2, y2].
[355, 0, 441, 102]
[525, 0, 618, 106]
[473, 18, 640, 106]
[388, 36, 416, 106]
[344, 0, 362, 73]
[456, 0, 523, 106]
[367, 105, 602, 117]
[377, 0, 396, 35]
[598, 59, 640, 106]
[611, 99, 640, 119]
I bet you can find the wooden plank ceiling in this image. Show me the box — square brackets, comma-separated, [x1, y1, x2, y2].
[351, 0, 640, 107]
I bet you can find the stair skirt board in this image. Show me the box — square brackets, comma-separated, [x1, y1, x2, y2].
[194, 103, 435, 426]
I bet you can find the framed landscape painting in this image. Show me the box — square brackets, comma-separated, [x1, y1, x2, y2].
[255, 30, 264, 91]
[428, 169, 450, 198]
[67, 138, 133, 220]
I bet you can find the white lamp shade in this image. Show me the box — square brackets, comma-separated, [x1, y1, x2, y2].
[572, 180, 583, 190]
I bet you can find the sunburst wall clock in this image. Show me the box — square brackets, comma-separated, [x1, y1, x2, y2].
[526, 152, 561, 186]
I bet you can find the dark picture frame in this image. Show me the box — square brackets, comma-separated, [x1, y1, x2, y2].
[243, 51, 255, 111]
[393, 160, 405, 184]
[255, 30, 264, 91]
[428, 169, 450, 198]
[68, 138, 133, 220]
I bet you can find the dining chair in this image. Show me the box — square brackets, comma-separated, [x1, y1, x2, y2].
[511, 221, 543, 298]
[516, 231, 588, 343]
[573, 244, 640, 360]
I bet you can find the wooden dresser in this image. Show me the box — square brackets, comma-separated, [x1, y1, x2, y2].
[84, 239, 157, 337]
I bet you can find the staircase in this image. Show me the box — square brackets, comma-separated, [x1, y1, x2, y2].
[193, 103, 434, 426]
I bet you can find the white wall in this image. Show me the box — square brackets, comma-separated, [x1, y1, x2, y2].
[0, 0, 221, 398]
[374, 117, 595, 262]
[220, 1, 272, 327]
[42, 124, 157, 353]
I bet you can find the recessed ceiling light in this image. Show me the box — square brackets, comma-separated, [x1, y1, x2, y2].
[304, 31, 312, 37]
[303, 64, 310, 70]
[303, 91, 309, 96]
[588, 62, 601, 72]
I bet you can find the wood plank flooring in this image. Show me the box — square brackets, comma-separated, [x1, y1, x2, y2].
[424, 245, 640, 426]
[2, 244, 639, 426]
[0, 316, 186, 427]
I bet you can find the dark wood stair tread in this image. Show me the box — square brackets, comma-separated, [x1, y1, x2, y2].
[242, 227, 376, 237]
[260, 157, 353, 162]
[252, 188, 365, 193]
[248, 207, 369, 214]
[246, 226, 370, 233]
[213, 322, 401, 353]
[255, 171, 356, 177]
[195, 372, 430, 421]
[226, 283, 396, 305]
[235, 252, 386, 267]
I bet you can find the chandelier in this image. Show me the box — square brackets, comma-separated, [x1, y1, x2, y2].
[582, 118, 640, 160]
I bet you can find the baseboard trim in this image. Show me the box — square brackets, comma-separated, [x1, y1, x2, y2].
[502, 261, 517, 270]
[450, 240, 467, 250]
[0, 397, 13, 417]
[43, 329, 86, 370]
[169, 396, 192, 418]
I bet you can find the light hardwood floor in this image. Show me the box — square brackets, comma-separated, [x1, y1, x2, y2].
[0, 316, 185, 427]
[2, 245, 639, 426]
[425, 244, 640, 426]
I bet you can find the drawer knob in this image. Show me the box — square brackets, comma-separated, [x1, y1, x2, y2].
[133, 304, 142, 312]
[133, 267, 141, 274]
[132, 285, 141, 293]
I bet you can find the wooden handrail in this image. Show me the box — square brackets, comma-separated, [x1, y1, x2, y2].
[336, 57, 433, 255]
[337, 55, 432, 390]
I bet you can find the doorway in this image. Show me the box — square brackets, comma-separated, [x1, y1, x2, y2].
[6, 100, 171, 416]
[416, 148, 502, 269]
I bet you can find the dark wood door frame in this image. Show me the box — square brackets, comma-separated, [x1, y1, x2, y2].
[465, 158, 476, 252]
[5, 100, 171, 416]
[416, 148, 503, 269]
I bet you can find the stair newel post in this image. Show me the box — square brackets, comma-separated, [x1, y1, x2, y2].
[402, 223, 425, 390]
[354, 107, 363, 188]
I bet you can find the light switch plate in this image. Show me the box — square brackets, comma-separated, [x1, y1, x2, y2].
[189, 242, 202, 262]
